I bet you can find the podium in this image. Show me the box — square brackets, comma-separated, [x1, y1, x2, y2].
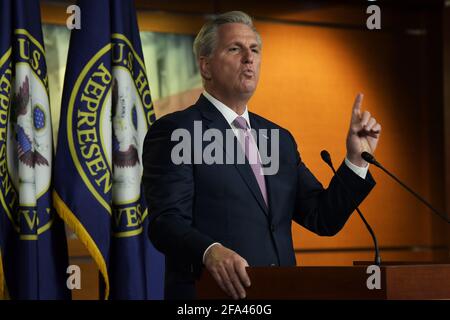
[196, 264, 450, 299]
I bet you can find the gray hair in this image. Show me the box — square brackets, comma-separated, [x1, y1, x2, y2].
[193, 11, 262, 61]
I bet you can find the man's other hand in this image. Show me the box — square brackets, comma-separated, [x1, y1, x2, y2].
[203, 244, 251, 300]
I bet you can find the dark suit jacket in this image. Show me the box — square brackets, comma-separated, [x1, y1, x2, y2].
[143, 94, 375, 299]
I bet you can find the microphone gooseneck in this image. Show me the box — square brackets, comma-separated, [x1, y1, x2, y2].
[321, 150, 381, 266]
[360, 152, 449, 224]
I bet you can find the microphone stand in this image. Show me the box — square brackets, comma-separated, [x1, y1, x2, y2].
[321, 150, 381, 266]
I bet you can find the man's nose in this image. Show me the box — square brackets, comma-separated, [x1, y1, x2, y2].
[242, 48, 254, 64]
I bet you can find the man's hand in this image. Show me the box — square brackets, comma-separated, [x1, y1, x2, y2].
[203, 244, 251, 300]
[346, 93, 382, 167]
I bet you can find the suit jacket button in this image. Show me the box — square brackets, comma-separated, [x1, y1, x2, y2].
[270, 224, 275, 232]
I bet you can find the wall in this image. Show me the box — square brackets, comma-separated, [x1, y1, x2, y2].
[444, 1, 450, 261]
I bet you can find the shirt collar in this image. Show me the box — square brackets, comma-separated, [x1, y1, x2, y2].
[202, 91, 251, 129]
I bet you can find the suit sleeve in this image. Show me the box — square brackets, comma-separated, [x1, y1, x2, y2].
[143, 117, 215, 265]
[288, 133, 376, 236]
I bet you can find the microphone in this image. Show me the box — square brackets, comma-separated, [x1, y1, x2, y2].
[320, 150, 381, 266]
[361, 152, 450, 223]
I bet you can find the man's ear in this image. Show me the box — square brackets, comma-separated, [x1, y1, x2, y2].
[199, 56, 212, 81]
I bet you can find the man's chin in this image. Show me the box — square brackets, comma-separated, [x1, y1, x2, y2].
[239, 84, 257, 97]
[238, 90, 256, 100]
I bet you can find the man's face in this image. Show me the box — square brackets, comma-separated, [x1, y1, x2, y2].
[201, 23, 261, 102]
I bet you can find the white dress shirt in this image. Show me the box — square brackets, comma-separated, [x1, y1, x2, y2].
[203, 90, 251, 137]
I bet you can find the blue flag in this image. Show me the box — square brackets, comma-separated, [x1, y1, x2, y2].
[0, 0, 70, 299]
[54, 0, 164, 299]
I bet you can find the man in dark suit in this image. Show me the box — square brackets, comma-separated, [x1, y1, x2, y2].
[143, 11, 381, 300]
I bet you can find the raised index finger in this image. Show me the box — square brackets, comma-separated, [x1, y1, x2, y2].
[352, 93, 364, 119]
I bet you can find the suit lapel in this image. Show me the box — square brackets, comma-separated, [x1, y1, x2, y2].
[197, 96, 269, 216]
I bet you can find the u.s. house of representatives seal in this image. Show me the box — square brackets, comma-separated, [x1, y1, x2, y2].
[67, 34, 155, 238]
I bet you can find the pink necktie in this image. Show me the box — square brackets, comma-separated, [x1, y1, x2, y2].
[233, 116, 268, 207]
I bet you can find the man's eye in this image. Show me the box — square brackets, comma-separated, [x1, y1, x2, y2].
[252, 48, 260, 54]
[229, 47, 239, 52]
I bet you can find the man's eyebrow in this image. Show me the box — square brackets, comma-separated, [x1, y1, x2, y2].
[227, 41, 244, 46]
[226, 41, 260, 48]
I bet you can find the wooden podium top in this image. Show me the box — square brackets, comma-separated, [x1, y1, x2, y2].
[196, 264, 450, 300]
